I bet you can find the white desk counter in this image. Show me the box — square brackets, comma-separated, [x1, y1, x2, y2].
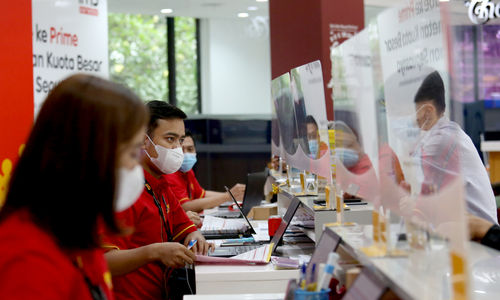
[185, 293, 285, 300]
[328, 224, 500, 300]
[196, 215, 314, 295]
[195, 263, 297, 294]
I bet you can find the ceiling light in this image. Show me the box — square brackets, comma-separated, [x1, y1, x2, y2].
[160, 8, 173, 14]
[238, 12, 249, 18]
[248, 6, 258, 11]
[256, 0, 268, 2]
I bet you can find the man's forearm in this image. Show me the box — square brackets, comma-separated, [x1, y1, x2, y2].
[105, 245, 156, 276]
[181, 194, 229, 212]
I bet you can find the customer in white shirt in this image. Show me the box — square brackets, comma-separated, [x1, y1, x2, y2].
[411, 71, 498, 224]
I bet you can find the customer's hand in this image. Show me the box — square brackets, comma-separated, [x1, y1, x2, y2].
[229, 184, 246, 202]
[186, 211, 202, 228]
[468, 214, 493, 241]
[184, 231, 215, 255]
[148, 242, 196, 268]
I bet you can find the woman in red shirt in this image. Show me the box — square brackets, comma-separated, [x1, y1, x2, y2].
[0, 74, 148, 300]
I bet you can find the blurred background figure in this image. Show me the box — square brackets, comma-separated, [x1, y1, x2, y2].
[306, 115, 328, 159]
[165, 130, 246, 213]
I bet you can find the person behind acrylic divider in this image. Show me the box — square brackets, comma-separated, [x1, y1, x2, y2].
[165, 130, 246, 214]
[400, 70, 498, 224]
[333, 120, 374, 175]
[0, 74, 148, 299]
[305, 115, 329, 159]
[332, 120, 378, 200]
[102, 101, 214, 300]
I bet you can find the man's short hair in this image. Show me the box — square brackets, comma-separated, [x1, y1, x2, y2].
[414, 71, 445, 115]
[184, 129, 195, 145]
[305, 115, 318, 128]
[146, 100, 187, 134]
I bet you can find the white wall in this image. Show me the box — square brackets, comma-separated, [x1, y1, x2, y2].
[200, 18, 271, 115]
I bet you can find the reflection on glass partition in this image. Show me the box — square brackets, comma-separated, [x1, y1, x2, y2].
[272, 73, 300, 169]
[290, 61, 332, 179]
[271, 83, 282, 158]
[331, 28, 380, 204]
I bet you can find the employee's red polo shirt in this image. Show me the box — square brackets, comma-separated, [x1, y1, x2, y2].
[0, 209, 113, 300]
[101, 170, 197, 300]
[165, 170, 206, 204]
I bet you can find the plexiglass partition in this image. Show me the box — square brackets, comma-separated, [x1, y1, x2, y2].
[290, 61, 332, 180]
[272, 73, 299, 168]
[331, 28, 380, 206]
[327, 1, 487, 298]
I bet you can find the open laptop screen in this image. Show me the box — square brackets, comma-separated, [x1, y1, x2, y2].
[225, 186, 256, 234]
[270, 195, 301, 254]
[241, 171, 268, 216]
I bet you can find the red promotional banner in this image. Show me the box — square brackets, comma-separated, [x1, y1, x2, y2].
[0, 1, 33, 204]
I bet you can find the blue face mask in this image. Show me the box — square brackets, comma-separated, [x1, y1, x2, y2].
[180, 153, 197, 172]
[335, 147, 359, 168]
[308, 140, 319, 158]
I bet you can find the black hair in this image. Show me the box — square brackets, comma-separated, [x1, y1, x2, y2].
[146, 100, 187, 135]
[414, 71, 445, 115]
[305, 115, 318, 128]
[2, 74, 148, 250]
[184, 129, 193, 139]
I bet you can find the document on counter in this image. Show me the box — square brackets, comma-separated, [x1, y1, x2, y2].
[195, 244, 273, 265]
[200, 215, 249, 235]
[252, 222, 270, 242]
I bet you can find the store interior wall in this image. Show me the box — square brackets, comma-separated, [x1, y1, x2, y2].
[200, 18, 272, 115]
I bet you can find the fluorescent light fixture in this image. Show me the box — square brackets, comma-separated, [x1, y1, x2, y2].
[160, 8, 173, 14]
[238, 12, 249, 18]
[256, 0, 268, 2]
[248, 6, 258, 11]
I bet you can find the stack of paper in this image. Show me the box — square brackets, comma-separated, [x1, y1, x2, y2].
[196, 244, 273, 265]
[200, 215, 249, 235]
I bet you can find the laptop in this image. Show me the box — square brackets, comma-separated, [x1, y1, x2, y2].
[208, 192, 302, 257]
[342, 266, 388, 300]
[306, 229, 342, 277]
[201, 187, 257, 240]
[209, 170, 267, 218]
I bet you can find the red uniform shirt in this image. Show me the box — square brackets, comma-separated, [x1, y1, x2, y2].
[102, 170, 197, 300]
[164, 170, 205, 204]
[0, 209, 113, 300]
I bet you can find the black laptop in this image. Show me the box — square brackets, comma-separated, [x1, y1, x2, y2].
[208, 170, 267, 218]
[208, 192, 302, 257]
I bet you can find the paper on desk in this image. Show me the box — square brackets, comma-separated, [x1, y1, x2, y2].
[196, 244, 273, 265]
[252, 222, 270, 242]
[200, 215, 249, 234]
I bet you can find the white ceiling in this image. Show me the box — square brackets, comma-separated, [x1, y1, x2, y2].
[107, 0, 270, 18]
[107, 0, 402, 19]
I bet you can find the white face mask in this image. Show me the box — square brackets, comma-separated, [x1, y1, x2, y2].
[145, 135, 184, 174]
[115, 165, 144, 212]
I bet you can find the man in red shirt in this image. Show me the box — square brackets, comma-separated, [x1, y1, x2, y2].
[102, 101, 212, 300]
[165, 130, 245, 213]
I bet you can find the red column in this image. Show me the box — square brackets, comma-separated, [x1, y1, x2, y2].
[0, 1, 33, 203]
[269, 0, 364, 120]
